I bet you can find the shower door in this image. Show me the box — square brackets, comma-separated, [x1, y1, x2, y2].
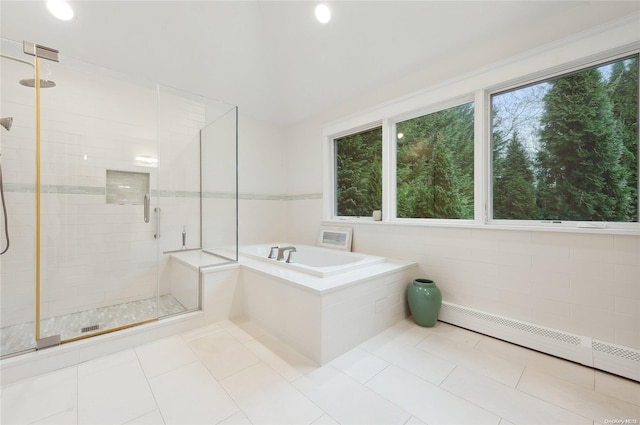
[34, 56, 162, 346]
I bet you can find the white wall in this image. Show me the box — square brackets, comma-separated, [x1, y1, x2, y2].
[237, 115, 288, 245]
[282, 123, 324, 244]
[282, 14, 640, 351]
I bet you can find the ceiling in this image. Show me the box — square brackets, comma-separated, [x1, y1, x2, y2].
[2, 1, 639, 125]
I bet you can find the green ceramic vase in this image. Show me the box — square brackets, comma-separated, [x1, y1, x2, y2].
[407, 278, 442, 327]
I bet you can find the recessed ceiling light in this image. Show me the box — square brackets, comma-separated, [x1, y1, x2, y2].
[315, 4, 331, 24]
[47, 0, 75, 21]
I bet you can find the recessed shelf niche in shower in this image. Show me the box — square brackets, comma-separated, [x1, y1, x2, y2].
[106, 170, 150, 205]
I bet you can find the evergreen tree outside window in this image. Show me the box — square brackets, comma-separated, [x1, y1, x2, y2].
[396, 103, 474, 219]
[335, 127, 382, 216]
[492, 55, 639, 223]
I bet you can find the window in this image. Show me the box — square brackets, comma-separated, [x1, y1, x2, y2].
[396, 102, 474, 219]
[335, 126, 382, 217]
[491, 55, 639, 223]
[324, 41, 639, 232]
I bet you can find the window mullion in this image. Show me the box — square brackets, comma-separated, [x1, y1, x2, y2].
[476, 89, 489, 225]
[322, 131, 336, 220]
[382, 119, 395, 222]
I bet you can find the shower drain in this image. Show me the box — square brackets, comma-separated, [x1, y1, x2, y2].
[81, 324, 100, 333]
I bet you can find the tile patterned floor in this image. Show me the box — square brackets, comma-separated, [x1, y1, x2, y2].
[1, 317, 639, 425]
[0, 295, 186, 357]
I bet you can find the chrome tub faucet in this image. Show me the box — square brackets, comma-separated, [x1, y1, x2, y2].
[276, 246, 296, 262]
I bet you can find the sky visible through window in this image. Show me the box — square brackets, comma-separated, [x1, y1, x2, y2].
[492, 62, 622, 162]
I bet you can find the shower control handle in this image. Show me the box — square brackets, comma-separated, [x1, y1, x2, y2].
[143, 194, 150, 223]
[154, 207, 161, 239]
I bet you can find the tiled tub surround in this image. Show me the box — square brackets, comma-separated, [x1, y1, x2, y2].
[239, 251, 418, 365]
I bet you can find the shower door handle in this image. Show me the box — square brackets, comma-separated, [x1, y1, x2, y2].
[143, 194, 150, 223]
[154, 208, 161, 239]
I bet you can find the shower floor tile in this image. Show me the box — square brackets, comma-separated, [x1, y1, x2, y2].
[0, 295, 186, 357]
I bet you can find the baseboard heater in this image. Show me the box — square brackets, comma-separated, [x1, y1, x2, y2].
[438, 301, 640, 382]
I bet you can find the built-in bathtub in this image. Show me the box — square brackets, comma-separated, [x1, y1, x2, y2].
[239, 243, 385, 277]
[238, 243, 418, 364]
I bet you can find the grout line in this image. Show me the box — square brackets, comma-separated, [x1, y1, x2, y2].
[132, 347, 166, 425]
[362, 359, 392, 386]
[439, 364, 459, 387]
[215, 410, 248, 425]
[514, 385, 596, 424]
[185, 330, 246, 423]
[310, 412, 339, 424]
[75, 364, 80, 424]
[514, 365, 526, 389]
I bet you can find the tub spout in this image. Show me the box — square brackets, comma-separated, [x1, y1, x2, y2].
[277, 246, 296, 261]
[286, 250, 295, 264]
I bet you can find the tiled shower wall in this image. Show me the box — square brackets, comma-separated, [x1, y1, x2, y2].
[0, 52, 212, 327]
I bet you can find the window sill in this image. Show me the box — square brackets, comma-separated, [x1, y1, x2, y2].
[321, 218, 640, 236]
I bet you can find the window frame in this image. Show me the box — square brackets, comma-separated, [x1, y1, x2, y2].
[486, 51, 640, 231]
[391, 97, 477, 225]
[333, 123, 384, 218]
[322, 37, 640, 235]
[324, 121, 383, 220]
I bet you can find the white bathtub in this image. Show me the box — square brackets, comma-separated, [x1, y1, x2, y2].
[239, 243, 385, 277]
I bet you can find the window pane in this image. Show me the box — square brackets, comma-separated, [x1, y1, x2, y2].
[492, 55, 639, 222]
[396, 103, 474, 219]
[335, 127, 382, 216]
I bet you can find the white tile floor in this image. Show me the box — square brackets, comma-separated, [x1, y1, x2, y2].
[1, 317, 639, 425]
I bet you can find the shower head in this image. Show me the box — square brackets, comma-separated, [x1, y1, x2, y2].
[19, 79, 56, 88]
[0, 117, 13, 131]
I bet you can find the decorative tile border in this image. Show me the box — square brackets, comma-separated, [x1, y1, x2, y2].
[156, 190, 201, 199]
[236, 193, 322, 201]
[283, 193, 322, 201]
[2, 184, 322, 201]
[3, 183, 105, 196]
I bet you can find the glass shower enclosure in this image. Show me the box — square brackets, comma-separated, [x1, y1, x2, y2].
[0, 38, 238, 358]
